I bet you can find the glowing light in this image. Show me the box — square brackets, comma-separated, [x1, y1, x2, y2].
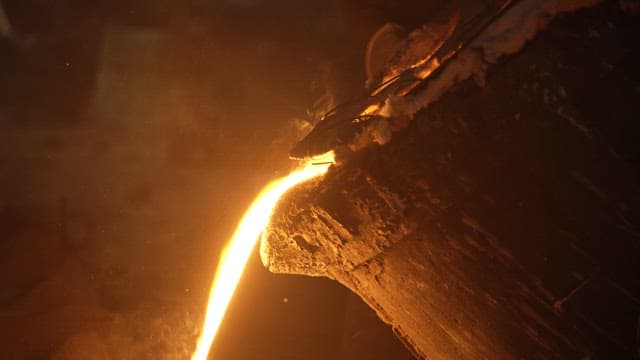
[191, 151, 335, 360]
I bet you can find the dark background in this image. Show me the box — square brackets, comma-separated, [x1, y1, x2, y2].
[0, 0, 440, 358]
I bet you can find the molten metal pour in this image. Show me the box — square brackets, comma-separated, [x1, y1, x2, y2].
[191, 3, 522, 357]
[191, 152, 335, 360]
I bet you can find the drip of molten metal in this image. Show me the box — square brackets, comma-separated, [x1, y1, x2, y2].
[192, 151, 335, 360]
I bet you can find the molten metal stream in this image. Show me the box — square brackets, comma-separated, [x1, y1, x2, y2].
[191, 152, 335, 360]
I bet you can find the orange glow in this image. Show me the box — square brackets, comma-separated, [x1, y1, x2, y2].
[361, 104, 380, 117]
[191, 151, 335, 360]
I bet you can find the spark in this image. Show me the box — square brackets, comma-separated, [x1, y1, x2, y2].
[191, 151, 335, 360]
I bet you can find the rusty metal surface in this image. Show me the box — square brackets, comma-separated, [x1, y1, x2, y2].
[265, 3, 640, 358]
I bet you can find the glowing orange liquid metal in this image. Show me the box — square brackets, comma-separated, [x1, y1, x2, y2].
[191, 151, 335, 360]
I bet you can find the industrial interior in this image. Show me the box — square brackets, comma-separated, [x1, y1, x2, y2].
[1, 1, 639, 359]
